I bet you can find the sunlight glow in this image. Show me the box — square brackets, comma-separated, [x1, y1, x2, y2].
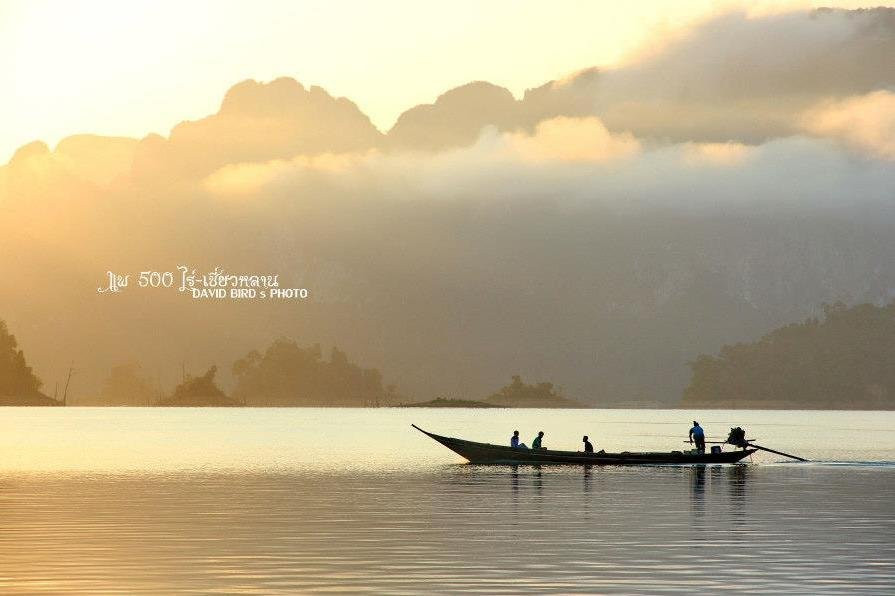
[1, 0, 883, 162]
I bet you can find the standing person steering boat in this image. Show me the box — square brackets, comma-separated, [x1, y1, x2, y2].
[689, 421, 706, 453]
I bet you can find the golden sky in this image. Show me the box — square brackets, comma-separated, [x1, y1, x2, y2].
[0, 0, 886, 162]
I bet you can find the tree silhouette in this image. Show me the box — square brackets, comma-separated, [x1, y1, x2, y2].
[0, 319, 43, 397]
[682, 301, 895, 409]
[232, 337, 393, 406]
[485, 375, 581, 407]
[157, 365, 239, 406]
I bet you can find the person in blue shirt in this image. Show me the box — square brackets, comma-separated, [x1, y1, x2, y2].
[689, 421, 706, 453]
[510, 430, 527, 449]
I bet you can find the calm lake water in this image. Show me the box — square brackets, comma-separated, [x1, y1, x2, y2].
[0, 408, 892, 593]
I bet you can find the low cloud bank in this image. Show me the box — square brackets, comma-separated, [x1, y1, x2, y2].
[802, 90, 895, 160]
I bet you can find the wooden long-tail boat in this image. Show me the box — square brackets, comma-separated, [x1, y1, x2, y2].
[412, 424, 756, 465]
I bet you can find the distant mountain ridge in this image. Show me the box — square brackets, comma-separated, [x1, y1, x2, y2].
[6, 9, 894, 175]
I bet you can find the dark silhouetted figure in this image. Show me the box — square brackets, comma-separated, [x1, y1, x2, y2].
[689, 420, 706, 453]
[583, 435, 594, 452]
[532, 431, 545, 449]
[511, 430, 527, 449]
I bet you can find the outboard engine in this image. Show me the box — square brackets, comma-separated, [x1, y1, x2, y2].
[727, 427, 748, 448]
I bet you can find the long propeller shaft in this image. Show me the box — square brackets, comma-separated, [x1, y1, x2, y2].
[683, 440, 808, 461]
[749, 443, 808, 462]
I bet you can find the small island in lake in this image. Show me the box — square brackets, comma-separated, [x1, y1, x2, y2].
[484, 375, 584, 408]
[402, 376, 584, 408]
[156, 366, 243, 407]
[399, 397, 497, 408]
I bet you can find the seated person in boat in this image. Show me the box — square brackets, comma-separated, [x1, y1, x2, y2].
[582, 435, 594, 453]
[510, 430, 527, 449]
[531, 431, 546, 450]
[689, 421, 706, 453]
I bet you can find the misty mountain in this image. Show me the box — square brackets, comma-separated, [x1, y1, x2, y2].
[135, 77, 384, 181]
[387, 81, 521, 151]
[0, 7, 893, 406]
[385, 9, 895, 149]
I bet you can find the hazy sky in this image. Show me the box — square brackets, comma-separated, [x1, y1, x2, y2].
[0, 0, 884, 162]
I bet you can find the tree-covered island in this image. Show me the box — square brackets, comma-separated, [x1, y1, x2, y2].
[682, 302, 895, 409]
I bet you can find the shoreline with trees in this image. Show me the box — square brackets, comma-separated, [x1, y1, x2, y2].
[682, 302, 895, 410]
[0, 321, 62, 406]
[3, 303, 895, 409]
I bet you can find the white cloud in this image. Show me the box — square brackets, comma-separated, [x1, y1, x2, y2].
[502, 117, 641, 163]
[802, 90, 895, 160]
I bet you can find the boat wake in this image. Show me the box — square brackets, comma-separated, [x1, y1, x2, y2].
[769, 460, 895, 468]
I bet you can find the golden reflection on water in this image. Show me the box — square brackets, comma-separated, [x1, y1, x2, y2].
[1, 407, 893, 473]
[0, 408, 892, 592]
[0, 465, 891, 593]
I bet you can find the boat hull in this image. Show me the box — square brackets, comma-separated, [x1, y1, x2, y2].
[412, 425, 756, 465]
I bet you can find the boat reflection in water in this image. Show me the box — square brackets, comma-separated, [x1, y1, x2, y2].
[689, 463, 752, 520]
[691, 465, 707, 515]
